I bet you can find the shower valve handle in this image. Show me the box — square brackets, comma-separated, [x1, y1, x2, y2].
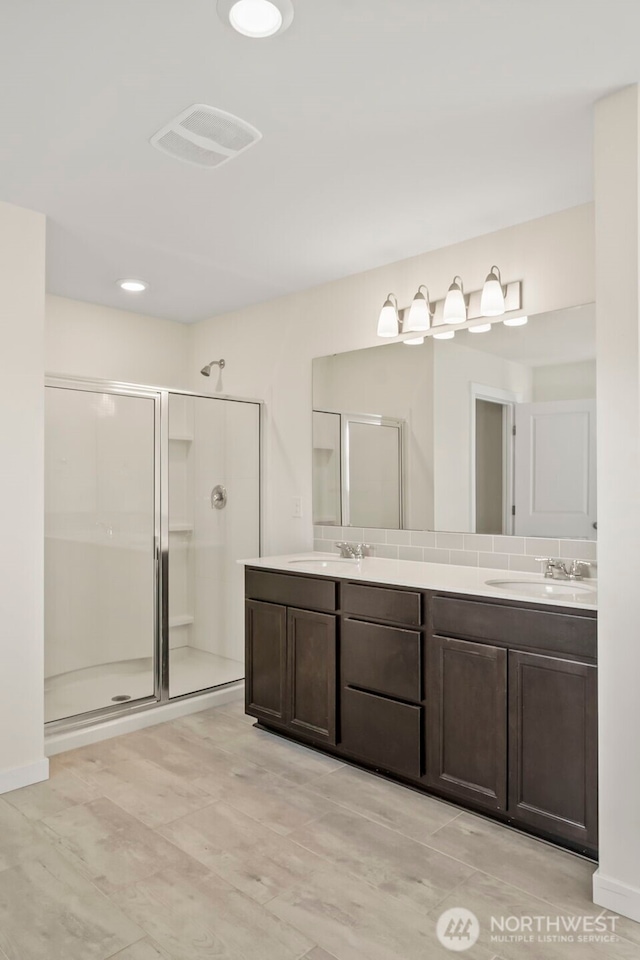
[211, 485, 227, 510]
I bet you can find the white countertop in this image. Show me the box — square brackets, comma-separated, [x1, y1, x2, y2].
[240, 553, 598, 611]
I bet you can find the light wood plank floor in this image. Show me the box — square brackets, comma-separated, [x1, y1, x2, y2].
[1, 700, 637, 959]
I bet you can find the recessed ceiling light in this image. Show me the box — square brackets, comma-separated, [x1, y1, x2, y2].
[117, 279, 148, 293]
[218, 0, 294, 38]
[503, 315, 528, 327]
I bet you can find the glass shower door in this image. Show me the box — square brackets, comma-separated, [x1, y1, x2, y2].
[168, 394, 260, 698]
[44, 385, 158, 722]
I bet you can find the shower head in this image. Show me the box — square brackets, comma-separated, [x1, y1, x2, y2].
[200, 359, 226, 377]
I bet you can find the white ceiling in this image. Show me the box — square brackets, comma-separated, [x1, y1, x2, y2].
[1, 1, 638, 322]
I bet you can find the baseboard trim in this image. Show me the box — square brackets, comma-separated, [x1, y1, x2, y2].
[593, 868, 640, 923]
[45, 682, 245, 756]
[0, 757, 49, 795]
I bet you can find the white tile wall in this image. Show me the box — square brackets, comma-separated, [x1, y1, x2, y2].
[313, 527, 597, 576]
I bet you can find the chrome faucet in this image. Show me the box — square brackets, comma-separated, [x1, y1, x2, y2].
[536, 558, 592, 580]
[336, 541, 370, 559]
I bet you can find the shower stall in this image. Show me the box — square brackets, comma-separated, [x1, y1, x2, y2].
[44, 377, 261, 726]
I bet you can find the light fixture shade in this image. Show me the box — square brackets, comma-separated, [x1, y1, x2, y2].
[403, 336, 424, 345]
[443, 277, 466, 324]
[406, 286, 432, 333]
[468, 323, 492, 333]
[229, 0, 281, 36]
[377, 295, 399, 338]
[480, 266, 506, 316]
[433, 329, 455, 340]
[218, 0, 294, 37]
[503, 315, 528, 327]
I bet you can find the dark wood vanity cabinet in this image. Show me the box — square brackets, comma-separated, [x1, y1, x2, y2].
[245, 599, 287, 724]
[508, 650, 598, 848]
[339, 582, 425, 778]
[428, 594, 598, 852]
[245, 566, 598, 856]
[424, 634, 598, 850]
[287, 607, 336, 743]
[245, 571, 337, 745]
[425, 636, 508, 812]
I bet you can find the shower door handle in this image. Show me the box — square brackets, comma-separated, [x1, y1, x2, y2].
[211, 485, 227, 510]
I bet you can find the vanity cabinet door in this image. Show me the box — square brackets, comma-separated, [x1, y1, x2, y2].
[426, 635, 508, 811]
[287, 608, 337, 744]
[508, 651, 598, 851]
[245, 600, 287, 724]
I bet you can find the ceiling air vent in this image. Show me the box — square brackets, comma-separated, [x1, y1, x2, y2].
[150, 104, 262, 169]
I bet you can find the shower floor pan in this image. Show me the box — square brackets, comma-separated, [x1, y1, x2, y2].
[45, 647, 243, 723]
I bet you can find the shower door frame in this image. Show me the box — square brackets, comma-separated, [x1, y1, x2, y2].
[44, 375, 263, 732]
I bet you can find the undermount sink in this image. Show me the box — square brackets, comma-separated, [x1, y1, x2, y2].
[485, 578, 595, 599]
[287, 556, 360, 566]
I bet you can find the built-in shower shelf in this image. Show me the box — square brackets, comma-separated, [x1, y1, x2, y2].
[169, 434, 193, 442]
[169, 523, 194, 533]
[169, 614, 194, 628]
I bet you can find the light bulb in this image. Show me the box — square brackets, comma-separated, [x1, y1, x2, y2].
[117, 279, 148, 293]
[468, 323, 492, 333]
[229, 0, 283, 37]
[503, 315, 528, 327]
[377, 295, 399, 338]
[433, 330, 455, 340]
[405, 286, 432, 333]
[443, 277, 467, 324]
[403, 336, 424, 345]
[480, 265, 506, 316]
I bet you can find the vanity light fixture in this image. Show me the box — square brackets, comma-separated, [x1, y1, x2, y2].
[406, 285, 434, 333]
[218, 0, 294, 38]
[117, 279, 148, 293]
[377, 294, 400, 338]
[480, 265, 506, 316]
[443, 276, 467, 324]
[375, 273, 522, 340]
[433, 329, 455, 340]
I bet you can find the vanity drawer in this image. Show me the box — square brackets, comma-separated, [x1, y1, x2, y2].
[341, 687, 423, 779]
[342, 582, 422, 626]
[341, 618, 421, 702]
[431, 596, 597, 661]
[245, 569, 337, 612]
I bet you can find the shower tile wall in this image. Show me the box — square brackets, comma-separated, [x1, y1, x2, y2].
[313, 526, 597, 573]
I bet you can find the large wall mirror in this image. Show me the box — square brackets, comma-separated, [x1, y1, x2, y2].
[313, 304, 597, 540]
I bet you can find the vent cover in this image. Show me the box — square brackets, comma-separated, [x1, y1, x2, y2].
[150, 104, 262, 169]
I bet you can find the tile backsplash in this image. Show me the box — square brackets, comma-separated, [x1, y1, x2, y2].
[313, 527, 597, 576]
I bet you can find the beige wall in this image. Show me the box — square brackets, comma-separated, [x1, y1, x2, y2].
[313, 343, 435, 530]
[46, 294, 191, 389]
[190, 203, 595, 554]
[0, 201, 47, 789]
[593, 85, 640, 922]
[532, 360, 596, 401]
[433, 340, 532, 532]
